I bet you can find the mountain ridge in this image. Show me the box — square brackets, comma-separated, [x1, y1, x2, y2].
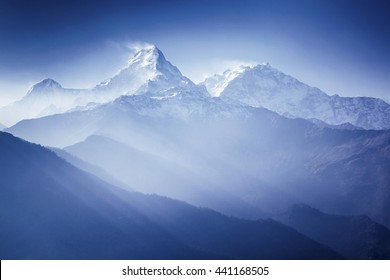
[2, 45, 389, 129]
[0, 131, 342, 260]
[2, 45, 390, 259]
[275, 204, 390, 259]
[7, 95, 390, 228]
[0, 46, 205, 126]
[202, 64, 390, 129]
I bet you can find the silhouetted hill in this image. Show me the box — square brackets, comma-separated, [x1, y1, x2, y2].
[50, 147, 131, 190]
[64, 134, 265, 219]
[0, 132, 341, 259]
[0, 132, 207, 259]
[276, 204, 390, 259]
[122, 193, 342, 260]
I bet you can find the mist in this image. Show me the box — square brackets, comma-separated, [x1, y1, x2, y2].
[1, 37, 390, 260]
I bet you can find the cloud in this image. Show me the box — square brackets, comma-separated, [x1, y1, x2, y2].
[218, 59, 259, 72]
[193, 58, 260, 82]
[125, 41, 155, 53]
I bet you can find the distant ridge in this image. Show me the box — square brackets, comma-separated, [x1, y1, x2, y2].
[202, 64, 390, 130]
[0, 131, 342, 260]
[1, 45, 390, 129]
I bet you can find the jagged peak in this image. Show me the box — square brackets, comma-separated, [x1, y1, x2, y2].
[211, 62, 271, 79]
[252, 62, 275, 71]
[32, 78, 62, 90]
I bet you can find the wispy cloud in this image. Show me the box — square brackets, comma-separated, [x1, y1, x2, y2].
[195, 58, 260, 83]
[125, 41, 155, 53]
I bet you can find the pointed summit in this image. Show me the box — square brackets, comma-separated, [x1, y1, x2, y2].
[25, 78, 65, 99]
[128, 45, 166, 67]
[125, 45, 183, 78]
[0, 77, 80, 126]
[94, 45, 204, 99]
[28, 78, 62, 94]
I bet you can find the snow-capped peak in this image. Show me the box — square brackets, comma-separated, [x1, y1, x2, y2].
[202, 64, 257, 97]
[202, 63, 275, 97]
[24, 79, 64, 99]
[125, 45, 183, 80]
[128, 45, 165, 67]
[93, 45, 203, 99]
[28, 78, 62, 92]
[202, 62, 390, 130]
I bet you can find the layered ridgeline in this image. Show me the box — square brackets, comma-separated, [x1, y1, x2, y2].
[202, 64, 390, 130]
[0, 131, 342, 260]
[0, 46, 206, 126]
[7, 83, 390, 229]
[6, 46, 390, 228]
[3, 46, 390, 259]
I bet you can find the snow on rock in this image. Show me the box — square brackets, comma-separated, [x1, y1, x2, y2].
[1, 45, 389, 130]
[202, 64, 390, 130]
[0, 45, 205, 126]
[0, 79, 86, 126]
[93, 45, 206, 100]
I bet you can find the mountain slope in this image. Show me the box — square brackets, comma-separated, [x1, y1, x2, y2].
[6, 92, 390, 228]
[307, 129, 390, 227]
[0, 132, 206, 259]
[125, 193, 342, 260]
[6, 93, 251, 148]
[50, 147, 132, 190]
[93, 46, 206, 99]
[276, 204, 390, 259]
[64, 134, 266, 219]
[0, 132, 342, 259]
[0, 79, 86, 126]
[202, 64, 390, 130]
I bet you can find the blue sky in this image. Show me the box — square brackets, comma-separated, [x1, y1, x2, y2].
[0, 0, 389, 104]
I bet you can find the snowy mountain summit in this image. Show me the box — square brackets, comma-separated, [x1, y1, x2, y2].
[94, 45, 206, 99]
[27, 78, 63, 95]
[0, 45, 205, 126]
[1, 45, 390, 129]
[0, 78, 85, 126]
[202, 64, 390, 130]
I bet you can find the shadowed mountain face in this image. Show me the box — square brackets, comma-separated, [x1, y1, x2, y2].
[6, 95, 390, 229]
[50, 147, 132, 191]
[64, 134, 266, 220]
[0, 132, 342, 260]
[0, 132, 205, 260]
[276, 205, 390, 259]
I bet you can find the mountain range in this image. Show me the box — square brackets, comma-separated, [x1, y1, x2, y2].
[0, 131, 342, 259]
[2, 46, 390, 130]
[0, 47, 206, 126]
[1, 45, 390, 259]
